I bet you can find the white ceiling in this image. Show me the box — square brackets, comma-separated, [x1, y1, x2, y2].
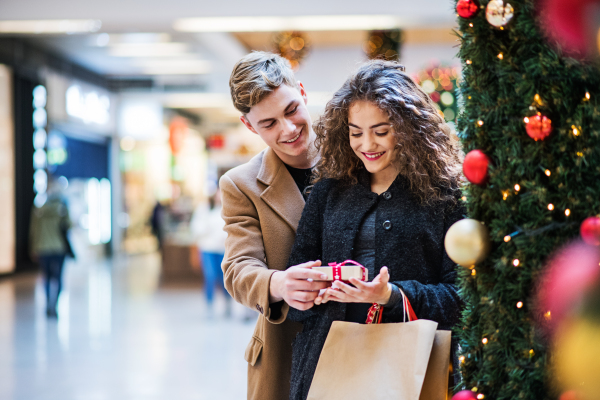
[0, 0, 460, 116]
[0, 0, 455, 32]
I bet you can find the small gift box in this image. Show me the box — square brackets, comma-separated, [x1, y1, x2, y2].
[312, 260, 368, 282]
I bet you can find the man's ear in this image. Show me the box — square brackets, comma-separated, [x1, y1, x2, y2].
[240, 115, 258, 135]
[298, 82, 308, 105]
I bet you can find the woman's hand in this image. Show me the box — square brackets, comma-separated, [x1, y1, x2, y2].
[314, 267, 393, 305]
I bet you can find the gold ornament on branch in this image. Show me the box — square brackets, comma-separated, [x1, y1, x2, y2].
[444, 219, 491, 268]
[486, 0, 514, 28]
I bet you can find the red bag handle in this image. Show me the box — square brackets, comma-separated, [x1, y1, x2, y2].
[366, 287, 417, 324]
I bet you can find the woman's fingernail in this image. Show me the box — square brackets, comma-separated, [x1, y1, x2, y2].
[321, 274, 327, 279]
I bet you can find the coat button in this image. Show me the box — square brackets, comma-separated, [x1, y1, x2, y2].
[383, 220, 392, 230]
[382, 191, 392, 200]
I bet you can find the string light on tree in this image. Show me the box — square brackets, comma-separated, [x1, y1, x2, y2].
[565, 209, 571, 216]
[545, 169, 551, 176]
[513, 258, 520, 267]
[548, 203, 555, 211]
[482, 338, 488, 344]
[514, 184, 520, 191]
[517, 301, 523, 308]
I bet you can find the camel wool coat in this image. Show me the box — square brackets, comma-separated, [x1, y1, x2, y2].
[220, 147, 304, 400]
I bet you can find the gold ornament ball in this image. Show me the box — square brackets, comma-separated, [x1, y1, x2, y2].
[444, 219, 490, 267]
[486, 0, 514, 28]
[554, 318, 600, 399]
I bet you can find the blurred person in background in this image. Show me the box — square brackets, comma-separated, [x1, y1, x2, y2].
[29, 176, 73, 318]
[150, 200, 166, 250]
[191, 188, 231, 318]
[220, 51, 326, 400]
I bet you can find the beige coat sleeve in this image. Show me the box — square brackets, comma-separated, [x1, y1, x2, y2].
[220, 174, 287, 324]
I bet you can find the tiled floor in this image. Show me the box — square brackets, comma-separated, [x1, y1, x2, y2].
[0, 253, 255, 400]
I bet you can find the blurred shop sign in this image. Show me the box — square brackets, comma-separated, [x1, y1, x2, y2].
[66, 85, 110, 125]
[206, 134, 225, 150]
[44, 71, 115, 134]
[119, 99, 164, 140]
[169, 117, 188, 155]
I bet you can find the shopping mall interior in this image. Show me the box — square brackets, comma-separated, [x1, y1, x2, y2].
[0, 1, 461, 399]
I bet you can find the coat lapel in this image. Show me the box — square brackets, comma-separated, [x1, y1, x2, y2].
[257, 148, 305, 232]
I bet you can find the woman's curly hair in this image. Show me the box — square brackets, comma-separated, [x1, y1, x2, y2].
[313, 59, 463, 204]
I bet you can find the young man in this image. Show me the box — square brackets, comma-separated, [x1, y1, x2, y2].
[220, 52, 328, 400]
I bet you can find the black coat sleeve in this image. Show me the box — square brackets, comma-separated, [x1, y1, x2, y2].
[384, 199, 466, 329]
[285, 180, 333, 323]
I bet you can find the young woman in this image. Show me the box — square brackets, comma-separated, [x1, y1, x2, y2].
[285, 60, 465, 400]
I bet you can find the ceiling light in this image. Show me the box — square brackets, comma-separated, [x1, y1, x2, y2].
[0, 19, 101, 34]
[174, 15, 400, 32]
[109, 43, 190, 58]
[131, 59, 211, 75]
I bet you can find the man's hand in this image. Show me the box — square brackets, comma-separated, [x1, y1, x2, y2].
[269, 260, 330, 310]
[315, 266, 393, 305]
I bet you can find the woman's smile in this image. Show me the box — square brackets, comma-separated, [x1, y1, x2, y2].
[362, 151, 386, 160]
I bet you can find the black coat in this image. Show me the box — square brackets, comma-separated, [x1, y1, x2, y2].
[285, 170, 465, 400]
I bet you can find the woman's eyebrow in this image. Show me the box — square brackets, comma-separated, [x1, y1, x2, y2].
[348, 122, 390, 129]
[369, 122, 391, 129]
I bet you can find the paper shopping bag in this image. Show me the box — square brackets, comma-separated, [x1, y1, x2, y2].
[307, 319, 441, 400]
[420, 330, 452, 400]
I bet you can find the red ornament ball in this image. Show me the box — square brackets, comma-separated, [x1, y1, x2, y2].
[540, 0, 600, 58]
[452, 390, 478, 400]
[457, 0, 480, 19]
[463, 150, 490, 185]
[581, 216, 600, 246]
[525, 114, 552, 141]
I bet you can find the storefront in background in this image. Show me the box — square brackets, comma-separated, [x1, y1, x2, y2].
[41, 71, 117, 261]
[0, 65, 15, 274]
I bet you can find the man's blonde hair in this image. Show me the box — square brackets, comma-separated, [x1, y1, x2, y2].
[229, 51, 299, 114]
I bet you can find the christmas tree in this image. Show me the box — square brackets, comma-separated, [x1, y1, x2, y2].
[453, 0, 600, 399]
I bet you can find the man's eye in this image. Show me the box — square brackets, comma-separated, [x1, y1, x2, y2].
[265, 122, 275, 129]
[286, 106, 298, 115]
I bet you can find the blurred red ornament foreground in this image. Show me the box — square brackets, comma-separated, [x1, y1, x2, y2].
[538, 0, 600, 57]
[457, 0, 480, 18]
[580, 216, 600, 246]
[525, 114, 552, 141]
[536, 240, 600, 336]
[452, 390, 478, 400]
[463, 150, 490, 185]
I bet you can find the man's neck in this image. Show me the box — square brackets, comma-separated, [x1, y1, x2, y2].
[274, 133, 318, 169]
[278, 153, 315, 169]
